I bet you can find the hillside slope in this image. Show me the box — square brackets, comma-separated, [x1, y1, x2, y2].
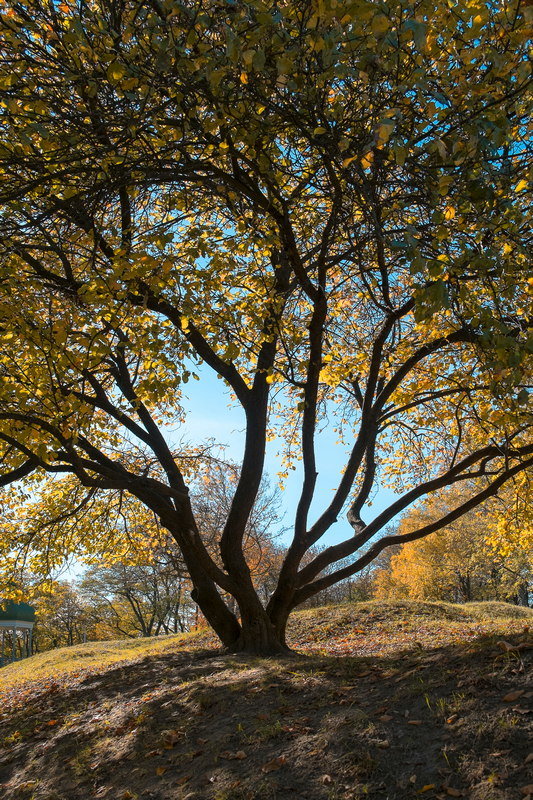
[1, 601, 532, 800]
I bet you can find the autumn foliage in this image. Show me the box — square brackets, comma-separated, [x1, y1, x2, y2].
[374, 486, 532, 605]
[0, 0, 531, 653]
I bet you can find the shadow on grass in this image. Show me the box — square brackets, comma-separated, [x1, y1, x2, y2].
[0, 630, 531, 800]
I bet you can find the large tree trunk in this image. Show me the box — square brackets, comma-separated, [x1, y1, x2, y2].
[230, 606, 291, 656]
[517, 582, 530, 607]
[189, 579, 241, 648]
[165, 509, 294, 655]
[193, 581, 292, 655]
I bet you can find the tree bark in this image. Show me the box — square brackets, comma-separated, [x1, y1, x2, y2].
[191, 578, 292, 655]
[230, 607, 292, 655]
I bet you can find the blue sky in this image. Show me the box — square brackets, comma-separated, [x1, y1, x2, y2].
[179, 366, 399, 549]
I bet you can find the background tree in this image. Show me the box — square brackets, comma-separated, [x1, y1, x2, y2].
[374, 486, 532, 604]
[79, 558, 194, 638]
[1, 460, 283, 636]
[30, 580, 104, 651]
[300, 540, 401, 607]
[0, 0, 531, 653]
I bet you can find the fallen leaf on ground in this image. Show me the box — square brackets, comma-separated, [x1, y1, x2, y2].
[445, 788, 462, 797]
[261, 755, 287, 773]
[497, 641, 519, 653]
[418, 785, 436, 794]
[502, 689, 525, 702]
[321, 775, 333, 785]
[161, 729, 181, 748]
[521, 786, 533, 796]
[219, 751, 247, 760]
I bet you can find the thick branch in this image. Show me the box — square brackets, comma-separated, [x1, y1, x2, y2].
[292, 453, 533, 606]
[0, 458, 37, 487]
[297, 440, 533, 589]
[143, 291, 251, 407]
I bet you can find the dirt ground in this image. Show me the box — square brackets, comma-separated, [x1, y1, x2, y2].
[0, 604, 531, 800]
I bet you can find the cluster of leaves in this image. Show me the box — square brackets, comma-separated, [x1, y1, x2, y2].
[374, 483, 532, 604]
[0, 0, 531, 650]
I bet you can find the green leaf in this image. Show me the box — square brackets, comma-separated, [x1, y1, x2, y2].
[252, 50, 266, 71]
[404, 19, 427, 51]
[106, 61, 127, 83]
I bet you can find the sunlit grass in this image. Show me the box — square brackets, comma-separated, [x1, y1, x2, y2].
[0, 628, 212, 692]
[1, 600, 530, 696]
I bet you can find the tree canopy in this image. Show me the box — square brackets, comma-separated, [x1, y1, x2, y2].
[374, 484, 532, 604]
[0, 0, 531, 653]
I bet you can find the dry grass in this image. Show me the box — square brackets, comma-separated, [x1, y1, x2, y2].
[0, 600, 531, 800]
[1, 599, 530, 696]
[0, 628, 215, 693]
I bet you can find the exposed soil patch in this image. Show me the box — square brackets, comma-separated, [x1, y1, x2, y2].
[0, 603, 531, 800]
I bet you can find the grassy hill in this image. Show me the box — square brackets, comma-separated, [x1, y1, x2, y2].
[0, 601, 532, 800]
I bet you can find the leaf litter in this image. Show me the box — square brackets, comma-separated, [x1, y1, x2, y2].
[0, 600, 531, 800]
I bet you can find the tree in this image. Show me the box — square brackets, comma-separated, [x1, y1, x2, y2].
[0, 0, 531, 654]
[0, 459, 284, 620]
[79, 559, 194, 638]
[31, 580, 102, 651]
[374, 486, 532, 604]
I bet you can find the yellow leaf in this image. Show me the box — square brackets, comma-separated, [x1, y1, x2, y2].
[376, 121, 395, 146]
[361, 151, 374, 170]
[342, 155, 358, 167]
[240, 72, 248, 84]
[107, 62, 127, 83]
[444, 206, 455, 220]
[515, 179, 528, 192]
[371, 14, 389, 35]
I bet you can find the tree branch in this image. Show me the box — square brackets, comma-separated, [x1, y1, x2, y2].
[293, 452, 533, 605]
